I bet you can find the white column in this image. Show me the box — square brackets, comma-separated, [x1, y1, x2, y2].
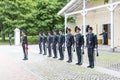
[14, 28, 20, 46]
[83, 0, 86, 36]
[107, 0, 117, 52]
[110, 8, 115, 52]
[82, 0, 87, 45]
[65, 15, 68, 47]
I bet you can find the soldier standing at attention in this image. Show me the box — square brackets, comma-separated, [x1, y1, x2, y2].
[75, 27, 84, 65]
[38, 32, 43, 54]
[52, 30, 58, 58]
[58, 29, 65, 60]
[21, 30, 28, 60]
[66, 28, 74, 63]
[86, 27, 98, 68]
[43, 32, 47, 55]
[47, 31, 53, 57]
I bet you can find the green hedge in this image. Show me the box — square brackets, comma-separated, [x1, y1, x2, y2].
[28, 36, 38, 44]
[0, 36, 39, 45]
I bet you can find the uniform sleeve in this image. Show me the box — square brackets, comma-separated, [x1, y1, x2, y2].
[81, 35, 84, 46]
[50, 36, 53, 44]
[63, 35, 65, 44]
[94, 35, 98, 47]
[24, 36, 28, 45]
[56, 36, 59, 44]
[38, 36, 40, 42]
[99, 32, 103, 35]
[45, 37, 47, 43]
[71, 35, 75, 46]
[86, 35, 88, 47]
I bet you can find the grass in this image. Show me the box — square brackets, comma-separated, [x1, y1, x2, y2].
[0, 37, 10, 45]
[0, 40, 9, 45]
[96, 53, 120, 63]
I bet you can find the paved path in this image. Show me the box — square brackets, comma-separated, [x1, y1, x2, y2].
[0, 45, 120, 80]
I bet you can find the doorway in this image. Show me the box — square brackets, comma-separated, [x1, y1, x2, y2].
[102, 24, 111, 45]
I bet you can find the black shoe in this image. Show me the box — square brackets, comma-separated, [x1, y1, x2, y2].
[76, 63, 82, 65]
[53, 57, 57, 58]
[48, 55, 51, 57]
[39, 52, 42, 54]
[67, 60, 72, 63]
[91, 66, 94, 69]
[87, 66, 91, 68]
[59, 58, 64, 60]
[22, 58, 28, 60]
[43, 54, 46, 55]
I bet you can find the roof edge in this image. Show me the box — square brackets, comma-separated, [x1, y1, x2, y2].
[57, 0, 77, 16]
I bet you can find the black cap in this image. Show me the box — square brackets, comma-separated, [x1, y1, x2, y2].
[39, 32, 43, 35]
[76, 27, 81, 31]
[75, 26, 80, 32]
[86, 25, 90, 32]
[59, 29, 63, 32]
[53, 30, 57, 33]
[88, 27, 93, 30]
[67, 28, 71, 32]
[43, 32, 46, 35]
[66, 27, 71, 33]
[21, 30, 26, 34]
[48, 31, 51, 33]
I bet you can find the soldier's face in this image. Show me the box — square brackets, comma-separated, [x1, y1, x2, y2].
[76, 30, 80, 33]
[48, 33, 51, 35]
[21, 32, 24, 35]
[67, 30, 70, 34]
[59, 31, 62, 34]
[88, 29, 92, 33]
[54, 32, 56, 35]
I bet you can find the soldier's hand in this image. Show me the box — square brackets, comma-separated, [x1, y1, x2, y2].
[95, 45, 98, 48]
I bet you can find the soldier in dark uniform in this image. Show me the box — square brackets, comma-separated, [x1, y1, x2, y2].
[9, 34, 12, 46]
[21, 30, 28, 60]
[99, 29, 108, 45]
[75, 27, 84, 65]
[86, 27, 98, 68]
[58, 29, 65, 60]
[43, 32, 47, 55]
[66, 28, 74, 63]
[38, 32, 43, 54]
[52, 30, 58, 58]
[47, 31, 53, 57]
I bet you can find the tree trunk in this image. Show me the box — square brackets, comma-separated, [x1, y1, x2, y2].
[1, 33, 5, 41]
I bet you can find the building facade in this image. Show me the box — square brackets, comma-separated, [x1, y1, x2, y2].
[58, 0, 120, 48]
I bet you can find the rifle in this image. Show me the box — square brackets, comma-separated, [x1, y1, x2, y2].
[96, 47, 99, 57]
[82, 45, 84, 55]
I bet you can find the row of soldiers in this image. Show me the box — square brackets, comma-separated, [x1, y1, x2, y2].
[38, 26, 98, 69]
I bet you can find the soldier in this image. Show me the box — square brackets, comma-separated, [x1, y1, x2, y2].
[66, 28, 74, 63]
[43, 32, 47, 55]
[75, 27, 84, 65]
[21, 30, 28, 60]
[9, 34, 12, 46]
[38, 32, 43, 54]
[58, 29, 65, 60]
[47, 31, 53, 57]
[86, 27, 98, 68]
[52, 30, 58, 58]
[99, 29, 108, 45]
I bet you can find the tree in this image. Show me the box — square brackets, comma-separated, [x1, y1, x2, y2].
[36, 0, 67, 32]
[0, 0, 67, 41]
[90, 0, 109, 3]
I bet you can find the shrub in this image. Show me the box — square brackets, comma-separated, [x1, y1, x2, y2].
[28, 36, 38, 44]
